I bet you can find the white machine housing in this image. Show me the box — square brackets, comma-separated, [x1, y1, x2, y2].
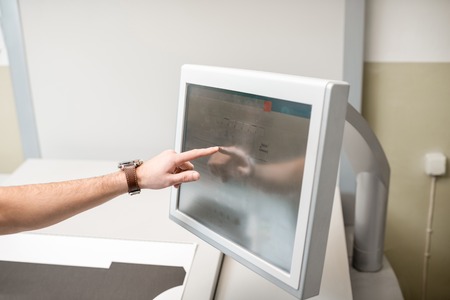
[170, 65, 349, 299]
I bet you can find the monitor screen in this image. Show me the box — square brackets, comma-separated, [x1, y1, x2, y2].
[181, 84, 311, 273]
[170, 65, 349, 299]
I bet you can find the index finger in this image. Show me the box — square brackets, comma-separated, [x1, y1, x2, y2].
[218, 146, 242, 157]
[175, 146, 219, 164]
[218, 146, 247, 160]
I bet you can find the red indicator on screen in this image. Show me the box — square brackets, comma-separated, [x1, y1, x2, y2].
[264, 101, 272, 112]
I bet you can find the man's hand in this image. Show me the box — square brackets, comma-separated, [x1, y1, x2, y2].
[137, 146, 219, 189]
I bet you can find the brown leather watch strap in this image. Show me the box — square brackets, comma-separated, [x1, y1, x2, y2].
[118, 160, 143, 195]
[123, 165, 140, 195]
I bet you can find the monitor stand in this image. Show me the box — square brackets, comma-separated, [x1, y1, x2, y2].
[343, 104, 390, 272]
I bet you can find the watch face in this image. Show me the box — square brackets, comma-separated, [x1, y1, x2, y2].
[118, 161, 132, 169]
[118, 160, 142, 169]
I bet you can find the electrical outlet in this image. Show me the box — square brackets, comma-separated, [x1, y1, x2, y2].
[425, 152, 447, 176]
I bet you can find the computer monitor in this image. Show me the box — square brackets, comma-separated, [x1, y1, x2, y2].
[170, 65, 349, 299]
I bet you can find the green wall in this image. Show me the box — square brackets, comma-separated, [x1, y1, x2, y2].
[363, 62, 450, 300]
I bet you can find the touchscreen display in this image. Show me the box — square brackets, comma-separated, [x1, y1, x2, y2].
[178, 84, 311, 272]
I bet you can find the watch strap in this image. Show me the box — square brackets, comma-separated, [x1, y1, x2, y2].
[118, 160, 143, 195]
[123, 165, 140, 195]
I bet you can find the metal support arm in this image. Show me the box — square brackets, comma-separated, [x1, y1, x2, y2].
[343, 104, 390, 272]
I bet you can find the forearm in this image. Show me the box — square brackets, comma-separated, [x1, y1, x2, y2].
[0, 146, 219, 235]
[0, 171, 127, 235]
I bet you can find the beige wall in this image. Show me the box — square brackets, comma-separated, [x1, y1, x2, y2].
[363, 62, 450, 300]
[0, 66, 24, 173]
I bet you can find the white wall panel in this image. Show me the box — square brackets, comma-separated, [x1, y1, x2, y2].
[365, 0, 450, 62]
[18, 0, 346, 160]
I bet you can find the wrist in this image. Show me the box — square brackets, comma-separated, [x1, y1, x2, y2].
[115, 171, 130, 194]
[118, 159, 143, 195]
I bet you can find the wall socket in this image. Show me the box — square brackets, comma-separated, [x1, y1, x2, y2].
[425, 152, 447, 176]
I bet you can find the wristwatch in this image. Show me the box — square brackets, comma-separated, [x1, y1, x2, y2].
[118, 159, 143, 195]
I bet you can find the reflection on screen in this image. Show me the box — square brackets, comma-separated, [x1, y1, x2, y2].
[179, 84, 311, 272]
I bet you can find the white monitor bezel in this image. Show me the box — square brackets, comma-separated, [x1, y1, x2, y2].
[170, 65, 348, 298]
